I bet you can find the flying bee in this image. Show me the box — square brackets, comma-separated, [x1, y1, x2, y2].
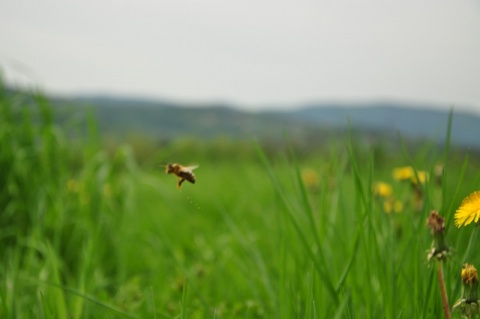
[162, 163, 198, 189]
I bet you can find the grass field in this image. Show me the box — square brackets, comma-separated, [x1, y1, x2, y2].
[1, 84, 480, 318]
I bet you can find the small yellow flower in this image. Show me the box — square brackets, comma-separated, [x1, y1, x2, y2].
[393, 166, 415, 181]
[374, 182, 392, 198]
[455, 191, 480, 228]
[382, 198, 403, 214]
[393, 166, 428, 184]
[411, 170, 429, 185]
[301, 168, 319, 189]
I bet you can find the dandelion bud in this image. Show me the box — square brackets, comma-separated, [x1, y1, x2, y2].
[453, 264, 480, 317]
[462, 264, 479, 301]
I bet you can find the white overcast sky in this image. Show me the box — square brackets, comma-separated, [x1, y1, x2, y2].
[1, 0, 479, 111]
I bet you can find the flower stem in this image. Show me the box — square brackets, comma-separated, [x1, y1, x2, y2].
[437, 262, 451, 319]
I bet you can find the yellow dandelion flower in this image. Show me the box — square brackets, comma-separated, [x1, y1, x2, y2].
[455, 191, 480, 228]
[393, 166, 414, 181]
[374, 182, 392, 198]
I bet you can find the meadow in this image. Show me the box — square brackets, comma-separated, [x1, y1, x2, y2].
[1, 83, 480, 318]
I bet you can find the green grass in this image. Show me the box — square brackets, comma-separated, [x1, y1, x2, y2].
[1, 83, 480, 318]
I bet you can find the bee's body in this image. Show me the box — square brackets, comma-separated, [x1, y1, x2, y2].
[164, 163, 198, 189]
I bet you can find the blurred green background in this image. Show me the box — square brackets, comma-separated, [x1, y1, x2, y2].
[1, 83, 480, 318]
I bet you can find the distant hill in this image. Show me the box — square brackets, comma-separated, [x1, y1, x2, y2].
[285, 102, 480, 148]
[40, 93, 480, 149]
[54, 96, 328, 141]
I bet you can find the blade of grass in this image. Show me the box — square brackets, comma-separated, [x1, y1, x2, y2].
[181, 276, 188, 319]
[335, 222, 362, 293]
[150, 287, 157, 319]
[22, 278, 139, 319]
[304, 267, 314, 319]
[332, 290, 351, 319]
[445, 151, 469, 230]
[47, 244, 67, 319]
[421, 266, 436, 318]
[39, 292, 53, 319]
[440, 109, 453, 215]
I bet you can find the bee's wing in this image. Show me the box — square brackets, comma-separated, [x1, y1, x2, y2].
[183, 165, 199, 171]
